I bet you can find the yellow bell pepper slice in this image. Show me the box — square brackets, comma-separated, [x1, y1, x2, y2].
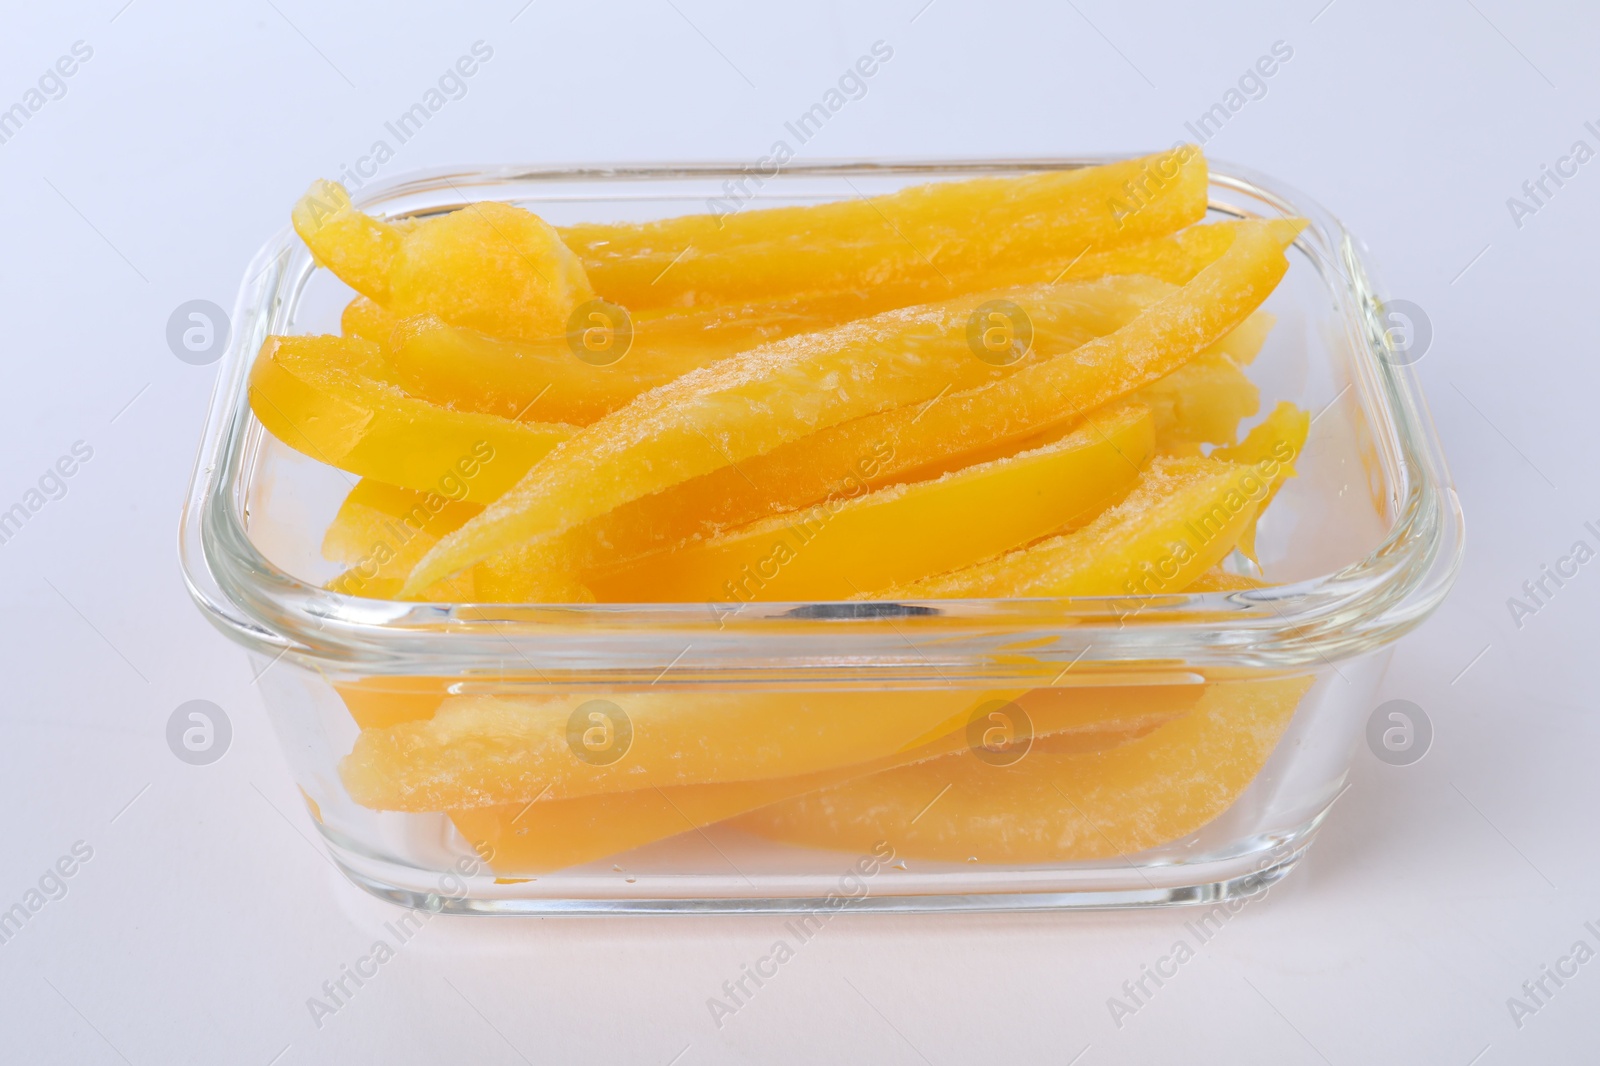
[345, 221, 1279, 430]
[298, 152, 1204, 333]
[340, 687, 997, 811]
[1141, 352, 1260, 452]
[248, 335, 575, 503]
[316, 478, 482, 601]
[1212, 400, 1310, 560]
[1007, 217, 1301, 289]
[383, 298, 840, 427]
[561, 147, 1208, 310]
[888, 455, 1263, 599]
[339, 295, 397, 345]
[558, 295, 1269, 576]
[384, 274, 1156, 427]
[734, 674, 1312, 862]
[407, 223, 1294, 594]
[334, 676, 459, 731]
[321, 478, 479, 570]
[526, 275, 1165, 565]
[291, 182, 408, 302]
[587, 402, 1154, 602]
[403, 271, 1214, 595]
[295, 180, 594, 343]
[449, 682, 1204, 873]
[468, 541, 596, 603]
[375, 295, 1254, 604]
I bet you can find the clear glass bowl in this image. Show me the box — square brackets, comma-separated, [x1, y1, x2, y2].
[179, 158, 1462, 914]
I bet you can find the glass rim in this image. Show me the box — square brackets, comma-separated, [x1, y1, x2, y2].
[178, 156, 1464, 676]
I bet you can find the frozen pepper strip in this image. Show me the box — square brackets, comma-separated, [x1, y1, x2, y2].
[385, 275, 1165, 427]
[561, 147, 1209, 309]
[586, 403, 1154, 602]
[560, 221, 1294, 578]
[247, 335, 575, 503]
[407, 223, 1291, 593]
[345, 219, 1277, 401]
[402, 278, 1179, 594]
[448, 683, 1204, 873]
[1211, 399, 1309, 561]
[384, 287, 903, 426]
[886, 455, 1262, 599]
[291, 183, 408, 302]
[296, 152, 1203, 332]
[794, 222, 1296, 494]
[339, 687, 991, 811]
[564, 299, 1272, 570]
[1140, 352, 1260, 452]
[321, 478, 479, 571]
[1068, 217, 1300, 287]
[339, 295, 397, 345]
[733, 675, 1313, 863]
[295, 180, 594, 343]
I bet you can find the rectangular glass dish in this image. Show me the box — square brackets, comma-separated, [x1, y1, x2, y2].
[179, 158, 1462, 914]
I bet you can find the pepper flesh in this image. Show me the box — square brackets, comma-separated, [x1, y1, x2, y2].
[886, 455, 1262, 599]
[733, 675, 1313, 862]
[340, 687, 998, 811]
[587, 403, 1154, 602]
[1212, 400, 1310, 560]
[448, 683, 1205, 873]
[247, 335, 574, 503]
[562, 147, 1209, 310]
[295, 180, 594, 343]
[402, 268, 1250, 594]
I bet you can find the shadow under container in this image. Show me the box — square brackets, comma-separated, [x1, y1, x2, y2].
[180, 159, 1462, 914]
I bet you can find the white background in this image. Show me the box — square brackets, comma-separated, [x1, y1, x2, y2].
[0, 1, 1595, 1062]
